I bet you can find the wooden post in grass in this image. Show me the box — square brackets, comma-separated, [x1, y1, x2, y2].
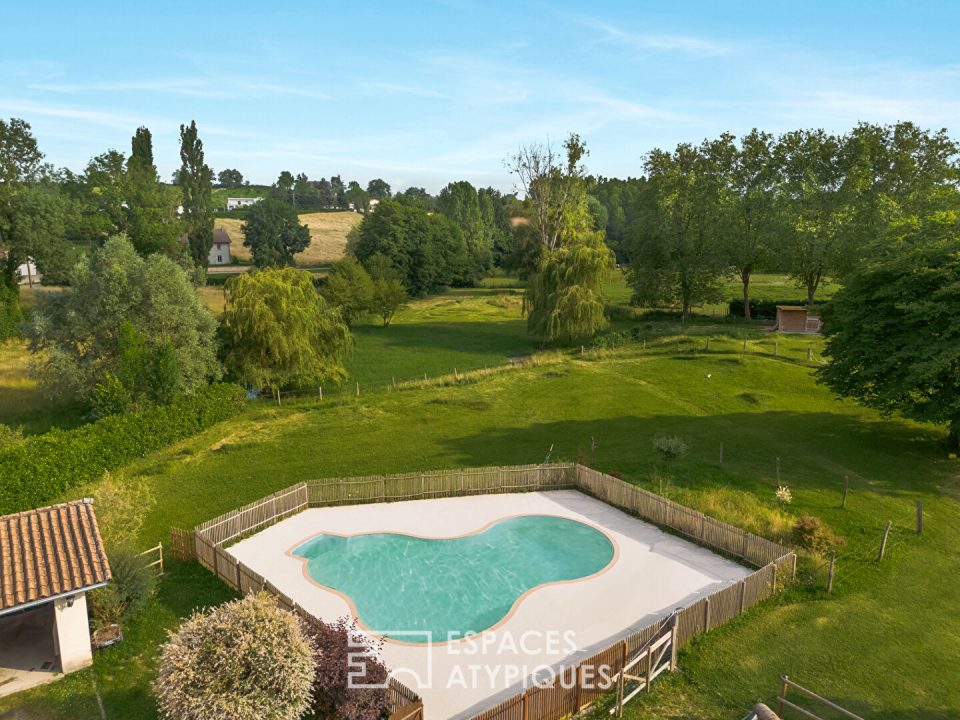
[916, 500, 923, 534]
[743, 336, 748, 352]
[739, 579, 747, 613]
[719, 441, 724, 464]
[776, 456, 781, 482]
[842, 476, 849, 508]
[808, 345, 813, 361]
[355, 382, 359, 397]
[392, 376, 397, 390]
[778, 676, 789, 716]
[318, 385, 323, 400]
[704, 338, 710, 352]
[878, 520, 892, 561]
[775, 339, 779, 356]
[827, 551, 836, 593]
[590, 436, 597, 466]
[704, 596, 711, 631]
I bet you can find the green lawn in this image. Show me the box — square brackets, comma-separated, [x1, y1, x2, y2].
[4, 274, 953, 720]
[3, 322, 957, 719]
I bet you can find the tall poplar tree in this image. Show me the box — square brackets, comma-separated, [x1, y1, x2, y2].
[178, 120, 215, 266]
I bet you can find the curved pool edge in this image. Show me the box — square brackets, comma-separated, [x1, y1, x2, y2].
[283, 513, 621, 647]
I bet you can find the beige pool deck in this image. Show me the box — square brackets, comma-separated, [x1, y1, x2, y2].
[228, 490, 749, 720]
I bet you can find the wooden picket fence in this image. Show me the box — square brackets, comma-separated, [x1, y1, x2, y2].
[179, 462, 794, 720]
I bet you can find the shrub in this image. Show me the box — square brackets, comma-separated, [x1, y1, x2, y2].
[301, 615, 389, 720]
[792, 514, 845, 554]
[92, 472, 155, 550]
[0, 383, 246, 514]
[652, 434, 688, 461]
[155, 593, 314, 720]
[89, 546, 156, 626]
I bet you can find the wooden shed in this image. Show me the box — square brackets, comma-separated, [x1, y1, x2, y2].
[775, 306, 821, 334]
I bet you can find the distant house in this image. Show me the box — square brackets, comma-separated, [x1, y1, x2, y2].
[368, 198, 380, 211]
[15, 258, 39, 286]
[226, 197, 262, 211]
[209, 227, 232, 266]
[0, 499, 111, 696]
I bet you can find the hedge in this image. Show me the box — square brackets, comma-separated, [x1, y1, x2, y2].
[0, 383, 247, 514]
[728, 298, 810, 319]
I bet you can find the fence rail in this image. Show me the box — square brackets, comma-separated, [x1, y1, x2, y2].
[184, 463, 794, 720]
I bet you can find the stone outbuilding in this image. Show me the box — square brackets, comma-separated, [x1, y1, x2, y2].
[0, 499, 111, 696]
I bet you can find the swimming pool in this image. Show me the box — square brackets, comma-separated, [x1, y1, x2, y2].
[290, 515, 615, 641]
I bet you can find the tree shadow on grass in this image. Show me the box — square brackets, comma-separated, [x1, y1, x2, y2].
[437, 411, 952, 501]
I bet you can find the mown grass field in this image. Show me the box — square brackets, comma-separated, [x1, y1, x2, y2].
[214, 210, 360, 266]
[3, 274, 957, 720]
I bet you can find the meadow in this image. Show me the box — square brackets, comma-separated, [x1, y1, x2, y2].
[214, 210, 360, 267]
[1, 274, 957, 720]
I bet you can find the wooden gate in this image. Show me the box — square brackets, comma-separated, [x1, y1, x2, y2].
[169, 527, 195, 561]
[611, 612, 679, 716]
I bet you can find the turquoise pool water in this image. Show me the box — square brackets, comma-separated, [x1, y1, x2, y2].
[291, 515, 614, 641]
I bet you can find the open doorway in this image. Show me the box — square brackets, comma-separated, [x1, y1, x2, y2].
[0, 603, 59, 697]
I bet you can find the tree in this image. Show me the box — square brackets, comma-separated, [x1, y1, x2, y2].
[774, 129, 849, 305]
[344, 181, 370, 212]
[178, 121, 215, 267]
[321, 257, 373, 327]
[0, 118, 44, 288]
[242, 198, 310, 267]
[351, 198, 467, 295]
[366, 178, 391, 200]
[365, 253, 408, 327]
[437, 181, 493, 284]
[154, 593, 314, 720]
[220, 267, 349, 392]
[818, 214, 960, 447]
[710, 130, 778, 319]
[275, 170, 296, 204]
[26, 236, 221, 401]
[398, 186, 436, 211]
[300, 614, 390, 720]
[625, 143, 725, 318]
[526, 196, 614, 344]
[125, 127, 181, 256]
[508, 133, 589, 251]
[216, 168, 244, 188]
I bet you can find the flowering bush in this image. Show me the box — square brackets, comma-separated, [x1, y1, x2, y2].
[154, 593, 314, 720]
[775, 485, 793, 504]
[301, 615, 390, 720]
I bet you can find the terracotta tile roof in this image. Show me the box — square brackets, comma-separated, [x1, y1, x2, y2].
[0, 499, 111, 613]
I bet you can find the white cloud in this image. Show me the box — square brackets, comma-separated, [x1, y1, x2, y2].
[581, 18, 733, 57]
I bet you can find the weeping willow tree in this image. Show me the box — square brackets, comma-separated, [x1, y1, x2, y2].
[220, 267, 350, 393]
[525, 185, 615, 344]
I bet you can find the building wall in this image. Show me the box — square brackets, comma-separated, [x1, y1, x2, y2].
[208, 242, 232, 266]
[53, 593, 92, 673]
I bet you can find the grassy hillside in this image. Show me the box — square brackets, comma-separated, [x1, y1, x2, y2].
[1, 282, 957, 719]
[214, 211, 361, 266]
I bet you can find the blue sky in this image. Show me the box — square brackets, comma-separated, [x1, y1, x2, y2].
[2, 1, 958, 193]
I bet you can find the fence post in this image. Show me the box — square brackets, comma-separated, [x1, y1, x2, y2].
[778, 676, 789, 716]
[739, 579, 747, 614]
[645, 639, 653, 691]
[827, 551, 836, 593]
[669, 612, 679, 668]
[842, 476, 849, 508]
[574, 663, 582, 710]
[235, 558, 241, 592]
[878, 520, 892, 561]
[704, 597, 711, 632]
[522, 688, 529, 720]
[916, 500, 923, 535]
[719, 441, 723, 465]
[771, 562, 778, 594]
